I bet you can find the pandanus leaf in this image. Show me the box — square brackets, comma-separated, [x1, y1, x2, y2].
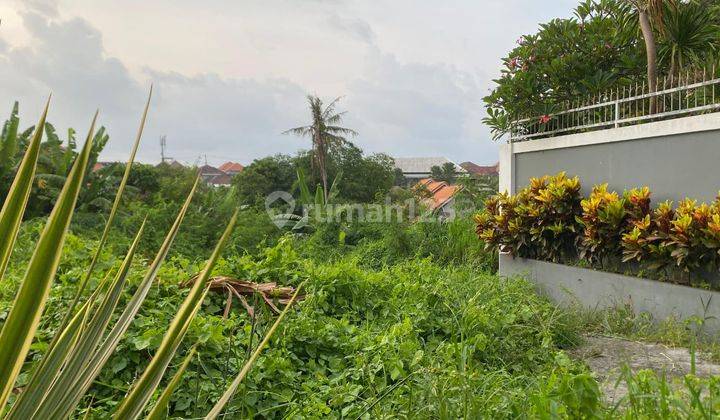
[9, 90, 153, 418]
[146, 347, 198, 420]
[12, 220, 146, 419]
[59, 86, 152, 331]
[40, 177, 201, 419]
[114, 209, 239, 420]
[0, 97, 50, 281]
[0, 109, 96, 408]
[6, 272, 110, 419]
[205, 280, 306, 420]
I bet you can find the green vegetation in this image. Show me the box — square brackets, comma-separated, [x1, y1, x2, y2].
[476, 172, 720, 288]
[1, 96, 719, 419]
[484, 0, 720, 138]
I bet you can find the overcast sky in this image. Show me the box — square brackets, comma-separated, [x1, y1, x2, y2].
[0, 0, 576, 166]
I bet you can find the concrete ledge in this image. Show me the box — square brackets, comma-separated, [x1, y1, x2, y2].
[499, 254, 720, 335]
[512, 112, 720, 154]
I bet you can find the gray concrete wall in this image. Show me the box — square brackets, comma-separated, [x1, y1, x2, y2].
[515, 129, 720, 203]
[500, 254, 720, 335]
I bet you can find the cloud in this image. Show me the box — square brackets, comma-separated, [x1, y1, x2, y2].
[345, 48, 496, 163]
[0, 1, 500, 166]
[144, 70, 308, 164]
[23, 0, 59, 17]
[325, 13, 376, 45]
[0, 6, 310, 165]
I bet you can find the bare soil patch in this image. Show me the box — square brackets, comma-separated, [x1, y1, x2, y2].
[570, 335, 720, 403]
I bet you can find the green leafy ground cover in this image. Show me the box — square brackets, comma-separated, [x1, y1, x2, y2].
[1, 215, 719, 418]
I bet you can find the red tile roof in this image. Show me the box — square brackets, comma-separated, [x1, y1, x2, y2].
[219, 162, 244, 173]
[415, 178, 462, 211]
[460, 161, 499, 176]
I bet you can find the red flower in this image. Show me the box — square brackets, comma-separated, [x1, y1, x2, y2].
[539, 115, 552, 124]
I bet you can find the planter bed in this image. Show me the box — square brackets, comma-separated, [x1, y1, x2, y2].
[499, 253, 720, 335]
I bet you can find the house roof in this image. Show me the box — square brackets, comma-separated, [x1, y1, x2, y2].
[460, 161, 499, 176]
[198, 164, 224, 175]
[393, 157, 465, 174]
[156, 160, 185, 168]
[415, 178, 462, 211]
[209, 173, 233, 186]
[219, 162, 244, 173]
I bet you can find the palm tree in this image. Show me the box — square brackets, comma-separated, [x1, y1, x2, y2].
[283, 95, 357, 201]
[631, 0, 669, 111]
[659, 0, 719, 76]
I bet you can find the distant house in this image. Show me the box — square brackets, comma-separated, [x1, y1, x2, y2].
[218, 161, 244, 176]
[207, 173, 233, 187]
[198, 163, 240, 187]
[415, 178, 462, 219]
[460, 161, 499, 176]
[393, 157, 466, 185]
[198, 164, 225, 183]
[156, 159, 186, 169]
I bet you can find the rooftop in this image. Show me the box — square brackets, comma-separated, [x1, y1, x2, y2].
[460, 161, 499, 176]
[415, 178, 462, 211]
[393, 157, 465, 174]
[219, 162, 244, 173]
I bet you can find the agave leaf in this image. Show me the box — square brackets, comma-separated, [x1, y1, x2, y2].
[114, 209, 239, 420]
[205, 280, 306, 420]
[21, 92, 151, 412]
[58, 87, 152, 331]
[13, 220, 146, 419]
[4, 298, 92, 419]
[0, 110, 96, 409]
[146, 347, 198, 420]
[44, 177, 201, 419]
[5, 273, 108, 419]
[0, 97, 50, 281]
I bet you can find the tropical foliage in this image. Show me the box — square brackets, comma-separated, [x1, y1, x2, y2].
[283, 95, 358, 202]
[0, 97, 296, 419]
[484, 0, 720, 138]
[476, 173, 720, 287]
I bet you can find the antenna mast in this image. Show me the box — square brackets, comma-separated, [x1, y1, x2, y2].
[160, 135, 173, 163]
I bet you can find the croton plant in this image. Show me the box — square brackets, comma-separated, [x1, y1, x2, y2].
[475, 173, 720, 285]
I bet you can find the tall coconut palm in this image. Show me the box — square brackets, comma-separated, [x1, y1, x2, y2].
[283, 95, 357, 201]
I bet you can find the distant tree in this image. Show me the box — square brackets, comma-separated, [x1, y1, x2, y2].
[430, 162, 458, 184]
[283, 95, 357, 202]
[233, 155, 296, 207]
[295, 143, 394, 203]
[393, 167, 406, 187]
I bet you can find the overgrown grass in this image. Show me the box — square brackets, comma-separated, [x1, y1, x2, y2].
[569, 302, 720, 362]
[2, 219, 719, 418]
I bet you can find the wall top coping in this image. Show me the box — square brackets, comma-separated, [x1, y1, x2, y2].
[511, 112, 720, 154]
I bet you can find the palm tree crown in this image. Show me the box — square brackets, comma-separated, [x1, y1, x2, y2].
[283, 95, 357, 201]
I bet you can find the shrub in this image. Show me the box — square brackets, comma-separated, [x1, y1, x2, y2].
[478, 176, 720, 288]
[475, 172, 581, 263]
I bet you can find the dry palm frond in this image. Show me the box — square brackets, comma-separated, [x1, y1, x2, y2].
[182, 275, 305, 317]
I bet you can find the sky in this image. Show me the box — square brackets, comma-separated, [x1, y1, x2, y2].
[0, 0, 577, 166]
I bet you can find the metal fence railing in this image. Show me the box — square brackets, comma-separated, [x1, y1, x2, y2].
[509, 69, 720, 142]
